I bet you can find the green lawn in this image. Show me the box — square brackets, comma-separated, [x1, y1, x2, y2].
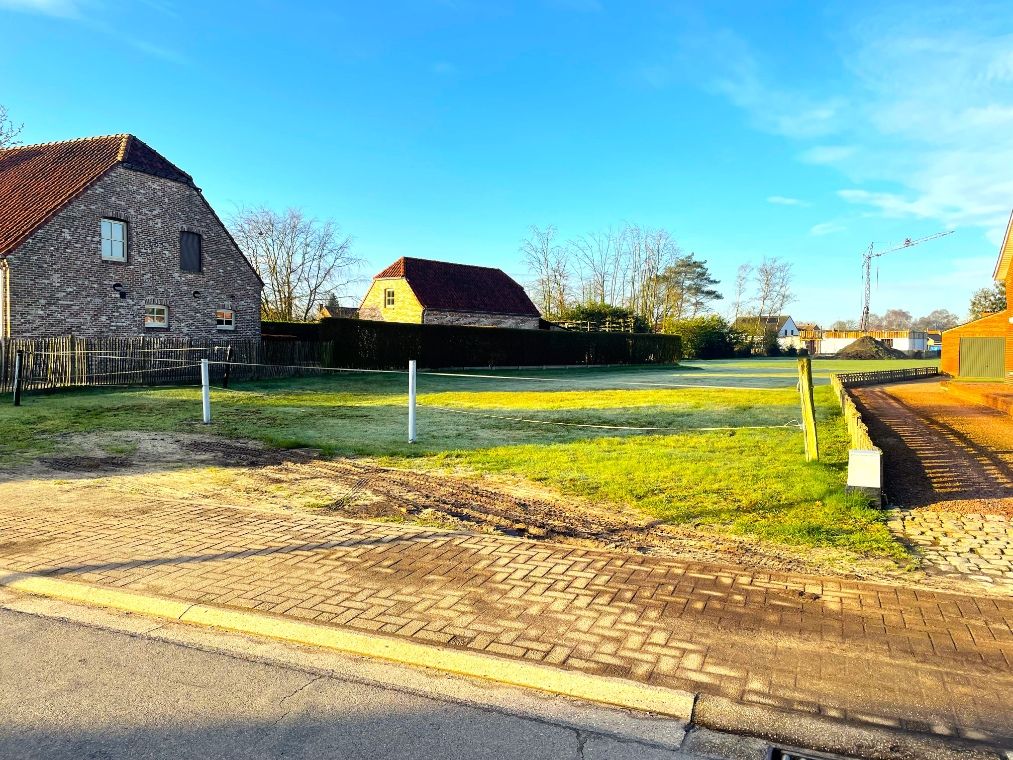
[1, 358, 935, 560]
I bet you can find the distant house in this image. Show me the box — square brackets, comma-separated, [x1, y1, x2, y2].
[317, 303, 359, 320]
[0, 134, 263, 339]
[358, 257, 541, 329]
[941, 210, 1013, 379]
[733, 315, 801, 350]
[817, 330, 928, 355]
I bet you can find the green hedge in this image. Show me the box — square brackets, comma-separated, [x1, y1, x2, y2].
[261, 321, 322, 341]
[299, 318, 681, 370]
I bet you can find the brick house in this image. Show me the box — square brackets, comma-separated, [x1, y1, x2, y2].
[0, 134, 263, 339]
[941, 212, 1013, 379]
[358, 257, 541, 329]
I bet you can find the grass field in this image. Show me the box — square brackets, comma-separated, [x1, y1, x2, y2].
[0, 357, 938, 560]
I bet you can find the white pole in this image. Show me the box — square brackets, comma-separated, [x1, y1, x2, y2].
[201, 358, 211, 424]
[408, 359, 417, 444]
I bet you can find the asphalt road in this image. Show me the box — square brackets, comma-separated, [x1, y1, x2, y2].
[0, 603, 717, 760]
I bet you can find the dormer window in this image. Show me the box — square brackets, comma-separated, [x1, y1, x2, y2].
[101, 219, 127, 261]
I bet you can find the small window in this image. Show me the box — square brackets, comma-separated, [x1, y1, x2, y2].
[180, 231, 202, 272]
[215, 308, 235, 330]
[144, 304, 169, 329]
[101, 218, 127, 261]
[384, 288, 395, 307]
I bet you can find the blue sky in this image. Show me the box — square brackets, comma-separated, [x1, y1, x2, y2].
[2, 0, 1011, 322]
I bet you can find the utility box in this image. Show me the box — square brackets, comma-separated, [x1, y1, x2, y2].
[846, 449, 883, 505]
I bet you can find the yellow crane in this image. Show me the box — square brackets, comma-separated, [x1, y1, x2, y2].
[859, 230, 954, 331]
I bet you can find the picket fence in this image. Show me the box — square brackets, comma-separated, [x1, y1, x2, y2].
[0, 336, 322, 393]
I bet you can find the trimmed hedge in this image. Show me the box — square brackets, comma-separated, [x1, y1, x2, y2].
[293, 318, 681, 370]
[261, 321, 323, 341]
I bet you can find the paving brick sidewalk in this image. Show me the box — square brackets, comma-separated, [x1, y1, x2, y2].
[0, 486, 1010, 746]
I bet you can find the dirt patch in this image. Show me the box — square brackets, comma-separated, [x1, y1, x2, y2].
[38, 455, 132, 472]
[837, 336, 907, 360]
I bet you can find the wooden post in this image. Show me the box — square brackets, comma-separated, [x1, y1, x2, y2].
[797, 356, 819, 461]
[12, 350, 23, 407]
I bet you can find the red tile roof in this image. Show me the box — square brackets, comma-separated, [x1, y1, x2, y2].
[0, 134, 194, 256]
[374, 257, 540, 316]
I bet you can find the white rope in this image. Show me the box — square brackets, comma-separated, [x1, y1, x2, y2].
[69, 363, 204, 379]
[22, 347, 228, 355]
[205, 360, 405, 374]
[427, 405, 803, 432]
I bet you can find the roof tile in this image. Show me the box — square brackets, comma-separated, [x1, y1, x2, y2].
[0, 134, 193, 255]
[373, 257, 539, 316]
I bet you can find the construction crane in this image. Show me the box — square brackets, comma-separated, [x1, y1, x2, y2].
[859, 230, 954, 331]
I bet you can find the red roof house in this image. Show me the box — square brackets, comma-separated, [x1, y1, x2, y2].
[358, 257, 541, 329]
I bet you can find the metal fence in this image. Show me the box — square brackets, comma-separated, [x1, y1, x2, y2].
[0, 336, 322, 393]
[833, 366, 938, 388]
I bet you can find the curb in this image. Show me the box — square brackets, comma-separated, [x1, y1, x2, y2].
[0, 568, 695, 721]
[693, 694, 1009, 760]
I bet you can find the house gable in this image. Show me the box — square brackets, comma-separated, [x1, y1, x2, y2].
[3, 163, 262, 338]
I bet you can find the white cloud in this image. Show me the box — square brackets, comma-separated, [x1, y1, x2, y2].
[798, 145, 856, 165]
[684, 7, 1013, 243]
[767, 195, 809, 207]
[0, 0, 82, 17]
[810, 221, 846, 236]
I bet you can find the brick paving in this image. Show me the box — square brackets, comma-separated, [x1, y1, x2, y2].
[0, 485, 1010, 745]
[853, 380, 1013, 595]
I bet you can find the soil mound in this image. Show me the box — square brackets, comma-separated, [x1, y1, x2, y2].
[837, 336, 907, 360]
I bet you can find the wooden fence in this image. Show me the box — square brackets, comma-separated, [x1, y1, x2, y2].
[0, 336, 323, 393]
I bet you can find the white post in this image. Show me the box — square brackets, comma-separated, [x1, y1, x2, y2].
[201, 358, 211, 424]
[408, 359, 417, 444]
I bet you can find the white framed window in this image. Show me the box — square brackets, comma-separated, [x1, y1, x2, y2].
[101, 218, 127, 261]
[215, 308, 235, 330]
[144, 304, 169, 329]
[384, 288, 395, 307]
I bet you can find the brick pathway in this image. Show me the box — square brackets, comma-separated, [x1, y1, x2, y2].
[0, 485, 1010, 746]
[853, 381, 1013, 594]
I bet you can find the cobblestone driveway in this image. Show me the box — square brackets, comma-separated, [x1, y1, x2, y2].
[854, 380, 1013, 594]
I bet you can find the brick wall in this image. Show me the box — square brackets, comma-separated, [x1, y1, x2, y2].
[5, 165, 262, 338]
[423, 310, 540, 330]
[940, 311, 1008, 376]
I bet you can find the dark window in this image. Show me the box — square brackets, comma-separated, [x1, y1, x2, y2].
[180, 231, 202, 273]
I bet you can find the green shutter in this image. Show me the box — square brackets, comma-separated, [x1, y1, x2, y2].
[958, 337, 1005, 379]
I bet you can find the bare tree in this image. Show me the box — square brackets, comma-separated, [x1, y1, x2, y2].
[520, 225, 569, 318]
[569, 227, 627, 305]
[880, 308, 913, 329]
[229, 206, 361, 322]
[0, 104, 23, 148]
[754, 257, 793, 320]
[729, 263, 753, 322]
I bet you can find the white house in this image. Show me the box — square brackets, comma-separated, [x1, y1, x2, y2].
[733, 315, 802, 350]
[816, 330, 929, 354]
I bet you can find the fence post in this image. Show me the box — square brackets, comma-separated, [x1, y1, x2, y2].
[201, 358, 211, 424]
[797, 356, 819, 461]
[222, 345, 233, 389]
[408, 359, 417, 444]
[12, 350, 23, 407]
